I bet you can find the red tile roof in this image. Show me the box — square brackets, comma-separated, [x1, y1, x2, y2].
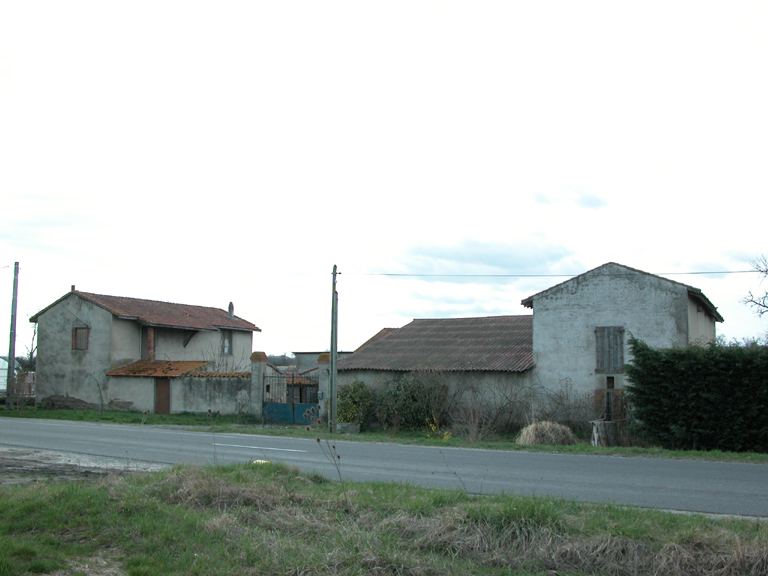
[338, 315, 533, 372]
[31, 291, 260, 332]
[107, 360, 210, 377]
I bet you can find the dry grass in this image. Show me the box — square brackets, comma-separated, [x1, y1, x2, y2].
[5, 463, 768, 576]
[147, 466, 768, 576]
[516, 420, 578, 446]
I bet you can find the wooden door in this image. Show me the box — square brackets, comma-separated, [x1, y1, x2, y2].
[155, 378, 170, 414]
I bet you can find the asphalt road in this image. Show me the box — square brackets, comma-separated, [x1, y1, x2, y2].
[1, 418, 767, 518]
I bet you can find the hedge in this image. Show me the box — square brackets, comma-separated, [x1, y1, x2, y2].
[624, 337, 768, 452]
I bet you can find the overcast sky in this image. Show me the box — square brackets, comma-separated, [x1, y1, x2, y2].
[1, 1, 766, 357]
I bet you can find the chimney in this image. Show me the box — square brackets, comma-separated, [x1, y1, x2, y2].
[228, 302, 234, 316]
[71, 285, 76, 292]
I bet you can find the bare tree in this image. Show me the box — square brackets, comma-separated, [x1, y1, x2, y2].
[743, 254, 768, 317]
[200, 343, 250, 373]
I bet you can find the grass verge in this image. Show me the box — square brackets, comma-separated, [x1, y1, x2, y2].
[2, 407, 768, 463]
[1, 462, 767, 576]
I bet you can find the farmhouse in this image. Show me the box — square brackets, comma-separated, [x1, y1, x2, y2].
[30, 287, 262, 413]
[336, 263, 723, 405]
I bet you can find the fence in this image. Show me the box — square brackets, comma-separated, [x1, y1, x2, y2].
[263, 372, 319, 424]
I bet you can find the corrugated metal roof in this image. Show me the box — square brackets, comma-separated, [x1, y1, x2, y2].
[31, 291, 260, 332]
[106, 360, 210, 377]
[338, 315, 533, 372]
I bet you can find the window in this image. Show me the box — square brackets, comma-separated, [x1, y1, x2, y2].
[72, 326, 89, 351]
[595, 326, 624, 373]
[221, 330, 233, 356]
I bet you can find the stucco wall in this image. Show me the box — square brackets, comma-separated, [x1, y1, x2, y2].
[153, 328, 252, 370]
[111, 317, 141, 368]
[336, 368, 536, 425]
[531, 264, 697, 394]
[171, 375, 254, 414]
[687, 297, 717, 343]
[35, 294, 115, 403]
[103, 376, 155, 412]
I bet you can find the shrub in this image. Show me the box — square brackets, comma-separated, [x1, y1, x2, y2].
[376, 374, 448, 431]
[336, 381, 375, 428]
[515, 421, 577, 446]
[624, 337, 768, 452]
[536, 377, 597, 437]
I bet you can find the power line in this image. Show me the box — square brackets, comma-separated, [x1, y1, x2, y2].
[356, 270, 756, 278]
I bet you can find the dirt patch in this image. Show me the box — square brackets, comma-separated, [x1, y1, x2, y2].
[0, 447, 168, 485]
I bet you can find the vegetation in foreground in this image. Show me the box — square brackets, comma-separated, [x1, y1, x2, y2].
[2, 406, 768, 464]
[1, 461, 767, 576]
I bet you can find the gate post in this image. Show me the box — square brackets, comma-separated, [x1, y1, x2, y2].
[250, 352, 267, 420]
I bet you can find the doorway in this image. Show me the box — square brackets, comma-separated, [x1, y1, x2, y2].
[155, 378, 170, 414]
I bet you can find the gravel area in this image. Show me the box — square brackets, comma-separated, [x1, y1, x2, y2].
[0, 447, 169, 485]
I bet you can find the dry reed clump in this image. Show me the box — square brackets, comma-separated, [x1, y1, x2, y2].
[156, 467, 290, 511]
[404, 512, 768, 576]
[515, 420, 577, 446]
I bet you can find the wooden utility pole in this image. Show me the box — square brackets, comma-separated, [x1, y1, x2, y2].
[6, 262, 19, 409]
[329, 265, 339, 434]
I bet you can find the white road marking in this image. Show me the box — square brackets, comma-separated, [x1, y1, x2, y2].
[214, 443, 306, 453]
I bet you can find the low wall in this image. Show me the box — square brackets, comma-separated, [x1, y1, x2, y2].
[172, 374, 253, 415]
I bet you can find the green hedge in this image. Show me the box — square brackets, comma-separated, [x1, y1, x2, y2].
[337, 381, 376, 428]
[376, 376, 448, 431]
[624, 337, 768, 452]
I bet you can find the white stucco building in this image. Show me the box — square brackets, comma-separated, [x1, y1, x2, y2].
[521, 262, 723, 395]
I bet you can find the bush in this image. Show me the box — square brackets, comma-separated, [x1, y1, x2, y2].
[515, 421, 577, 446]
[625, 337, 768, 452]
[336, 381, 375, 428]
[376, 375, 448, 431]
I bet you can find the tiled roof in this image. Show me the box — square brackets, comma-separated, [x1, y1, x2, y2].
[31, 290, 260, 332]
[106, 360, 210, 377]
[338, 315, 533, 372]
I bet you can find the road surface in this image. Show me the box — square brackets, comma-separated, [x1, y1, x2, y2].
[1, 418, 766, 517]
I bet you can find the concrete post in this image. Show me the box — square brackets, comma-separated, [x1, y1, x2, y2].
[250, 351, 267, 420]
[317, 352, 330, 422]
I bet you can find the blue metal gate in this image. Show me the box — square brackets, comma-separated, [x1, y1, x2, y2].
[263, 372, 319, 425]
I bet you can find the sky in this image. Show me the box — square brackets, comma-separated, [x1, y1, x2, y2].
[1, 1, 767, 358]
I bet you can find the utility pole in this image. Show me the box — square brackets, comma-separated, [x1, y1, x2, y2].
[329, 265, 339, 434]
[6, 262, 19, 410]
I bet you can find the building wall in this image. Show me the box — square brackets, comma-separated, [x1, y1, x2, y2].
[171, 375, 253, 414]
[103, 376, 155, 412]
[0, 358, 7, 392]
[530, 264, 704, 394]
[687, 297, 717, 343]
[153, 328, 252, 371]
[35, 294, 115, 402]
[111, 317, 141, 368]
[335, 368, 536, 425]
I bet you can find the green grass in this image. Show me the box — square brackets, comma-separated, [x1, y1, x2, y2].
[3, 406, 768, 463]
[1, 462, 767, 575]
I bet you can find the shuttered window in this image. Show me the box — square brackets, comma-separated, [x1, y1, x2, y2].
[221, 330, 233, 356]
[595, 326, 624, 373]
[72, 327, 89, 351]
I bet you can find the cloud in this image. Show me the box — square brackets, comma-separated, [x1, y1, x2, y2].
[575, 193, 608, 209]
[395, 239, 578, 283]
[532, 190, 608, 209]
